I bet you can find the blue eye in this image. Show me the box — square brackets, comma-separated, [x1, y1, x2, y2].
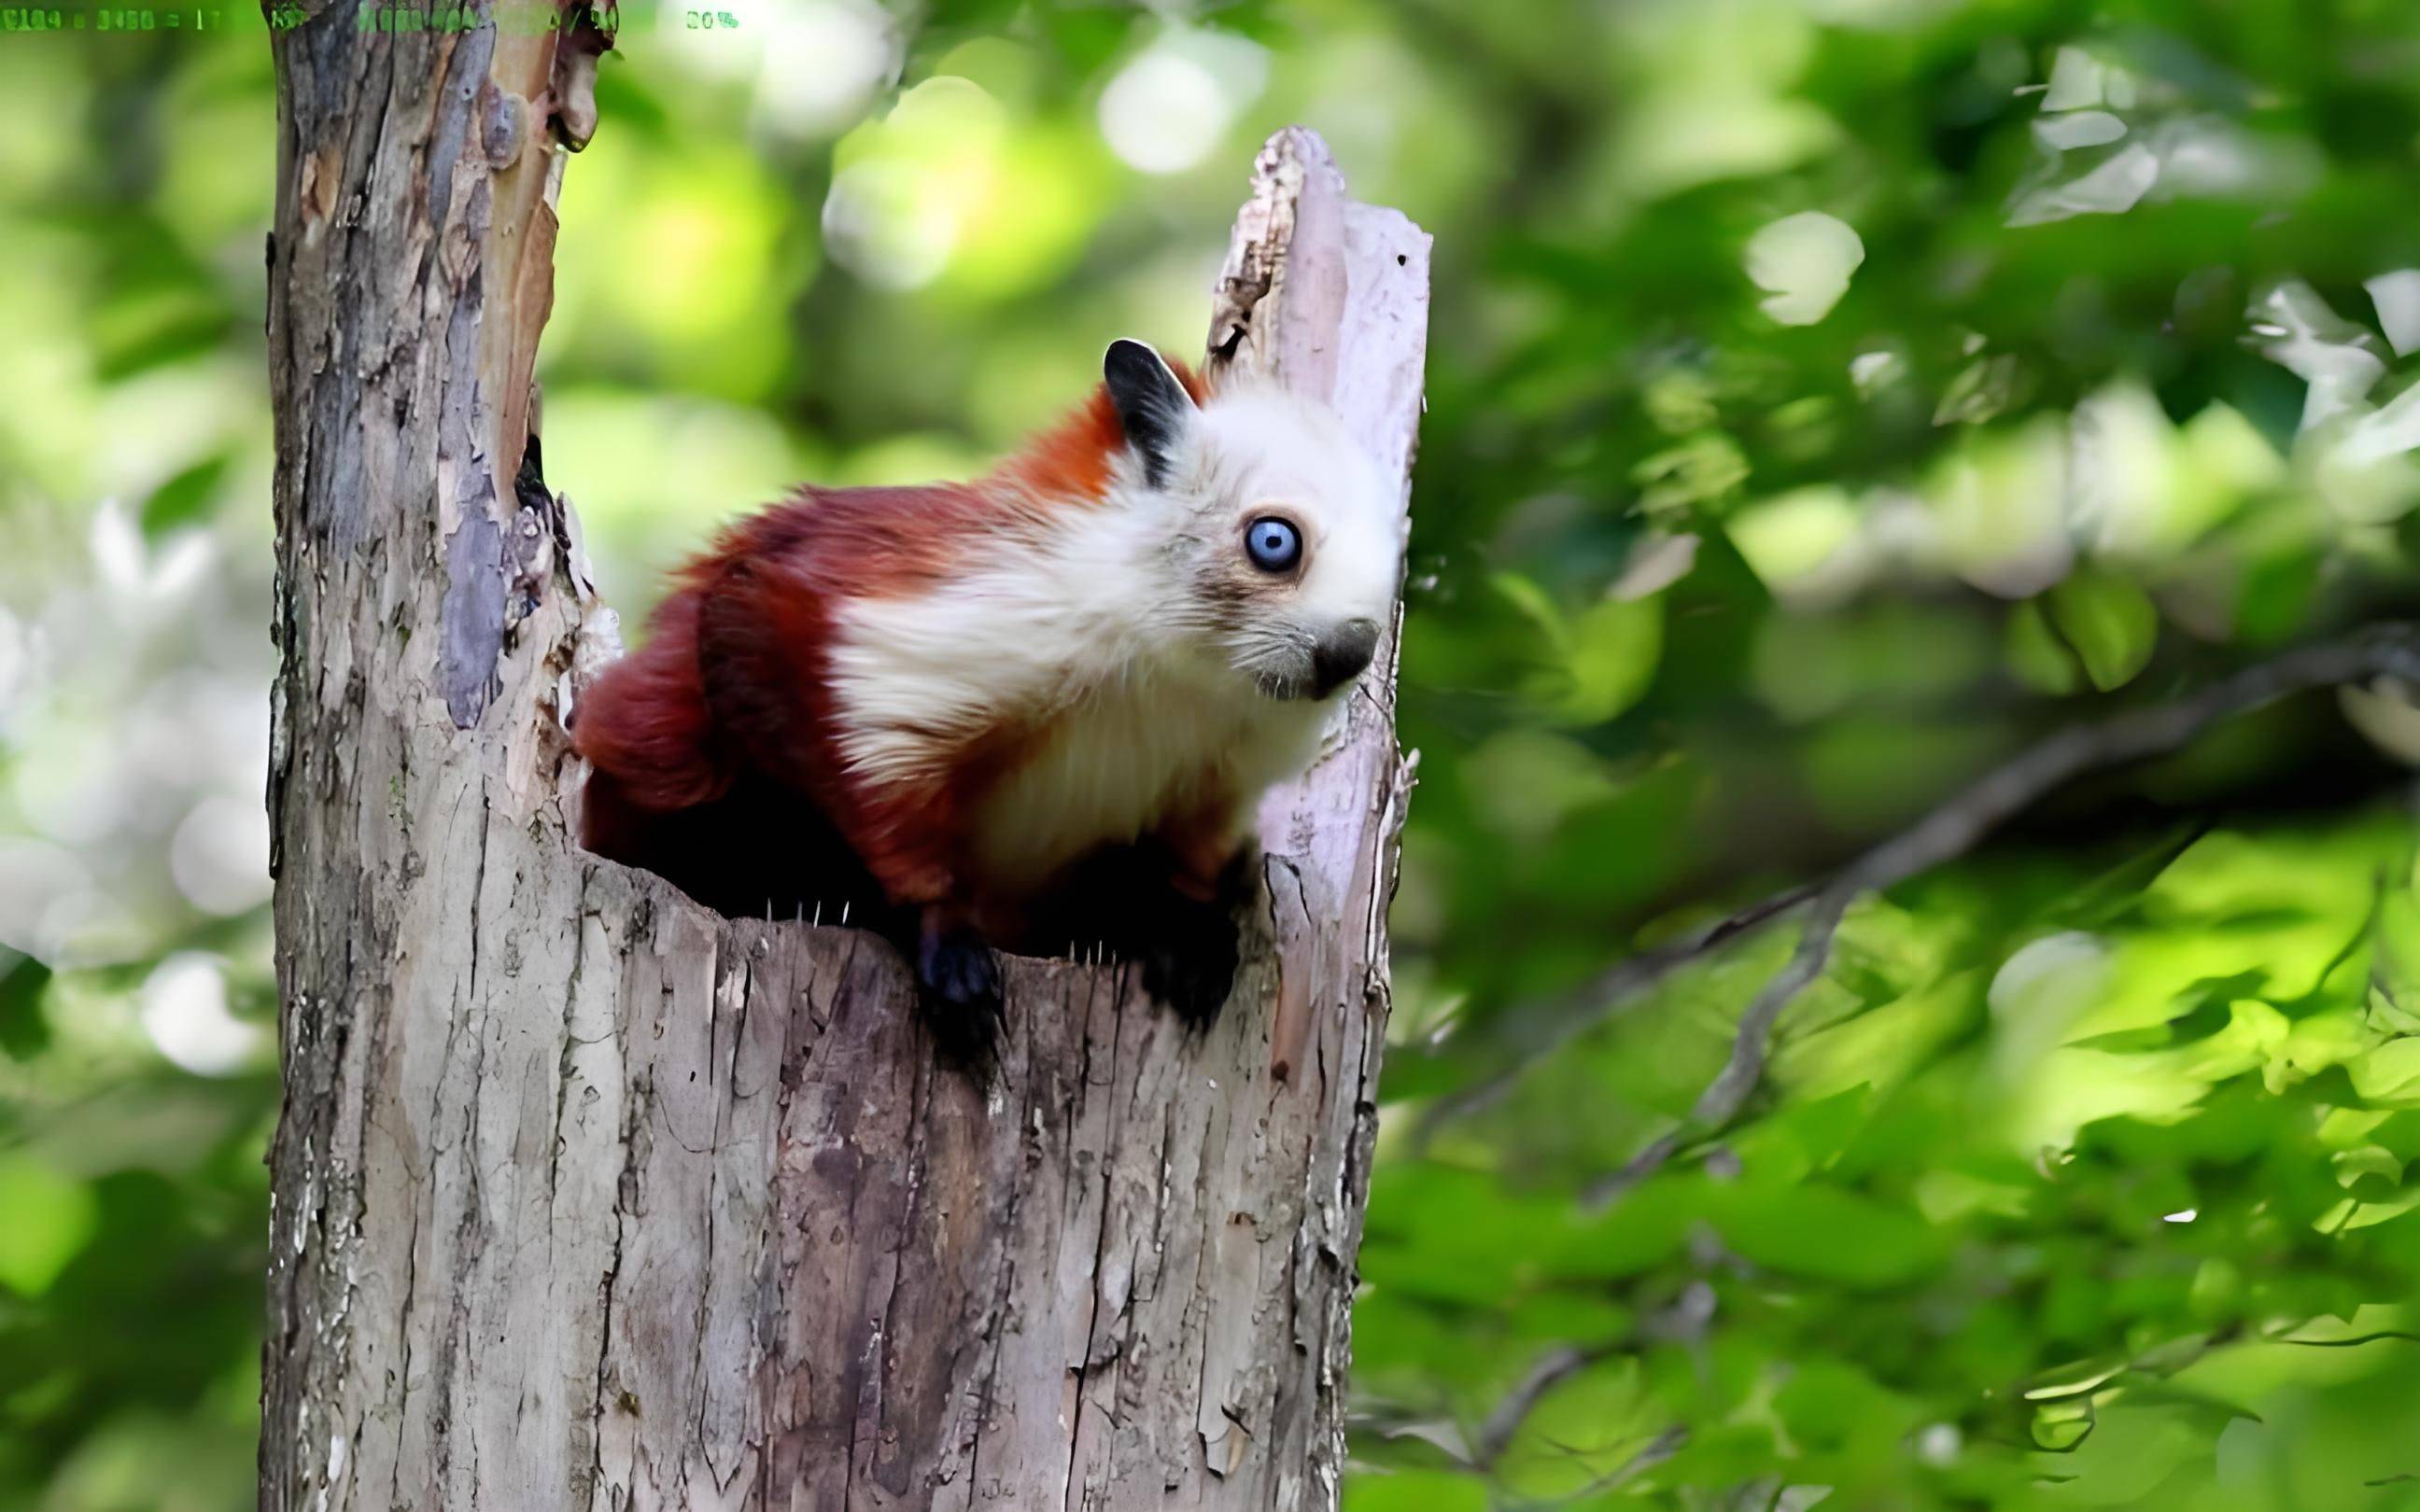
[1245, 517, 1301, 572]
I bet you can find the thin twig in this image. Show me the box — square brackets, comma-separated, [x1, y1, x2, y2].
[1552, 1424, 1690, 1503]
[1475, 1343, 1610, 1467]
[1478, 1288, 1716, 1476]
[2266, 1328, 2420, 1348]
[1474, 629, 2420, 1483]
[1577, 626, 2420, 1207]
[1412, 883, 1818, 1144]
[1609, 1425, 1689, 1486]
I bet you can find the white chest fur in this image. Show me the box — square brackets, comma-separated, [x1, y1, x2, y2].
[964, 679, 1316, 894]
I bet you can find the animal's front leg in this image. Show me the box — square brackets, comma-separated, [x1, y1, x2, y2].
[834, 777, 1006, 1067]
[1132, 818, 1256, 1031]
[910, 900, 1006, 1065]
[1019, 833, 1248, 1031]
[1139, 892, 1244, 1029]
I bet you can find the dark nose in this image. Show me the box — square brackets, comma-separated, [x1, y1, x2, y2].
[1311, 618, 1381, 697]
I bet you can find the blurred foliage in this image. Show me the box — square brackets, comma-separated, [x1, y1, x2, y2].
[7, 0, 2420, 1507]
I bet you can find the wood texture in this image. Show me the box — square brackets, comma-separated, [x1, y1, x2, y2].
[260, 14, 1430, 1499]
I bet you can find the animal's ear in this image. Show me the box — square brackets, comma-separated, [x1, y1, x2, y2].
[1104, 339, 1197, 489]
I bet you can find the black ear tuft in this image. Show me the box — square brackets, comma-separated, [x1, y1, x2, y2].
[1103, 339, 1196, 489]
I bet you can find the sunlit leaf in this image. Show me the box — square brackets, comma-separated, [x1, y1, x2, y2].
[1743, 211, 1864, 327]
[2047, 570, 2159, 691]
[2006, 599, 2084, 694]
[0, 1155, 96, 1296]
[139, 454, 230, 539]
[1711, 1182, 1944, 1288]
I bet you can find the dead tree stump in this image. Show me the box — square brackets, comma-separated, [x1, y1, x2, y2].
[260, 9, 1430, 1497]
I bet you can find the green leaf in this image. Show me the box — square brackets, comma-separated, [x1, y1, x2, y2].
[0, 955, 51, 1059]
[140, 454, 231, 538]
[1343, 1469, 1486, 1512]
[1556, 595, 1664, 725]
[0, 1155, 97, 1297]
[2006, 598, 2084, 694]
[1491, 573, 1665, 725]
[2333, 1144, 2403, 1201]
[1710, 1182, 1944, 1288]
[1772, 1356, 1915, 1450]
[2047, 570, 2159, 692]
[1490, 570, 1565, 648]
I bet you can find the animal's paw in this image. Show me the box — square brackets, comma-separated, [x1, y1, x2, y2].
[916, 926, 1005, 1067]
[1141, 902, 1240, 1032]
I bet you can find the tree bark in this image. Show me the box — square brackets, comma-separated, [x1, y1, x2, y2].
[260, 5, 1429, 1498]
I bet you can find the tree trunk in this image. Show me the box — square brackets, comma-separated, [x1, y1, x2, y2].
[260, 3, 1430, 1499]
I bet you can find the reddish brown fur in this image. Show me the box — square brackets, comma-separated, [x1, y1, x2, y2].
[577, 489, 1005, 908]
[1157, 784, 1247, 902]
[993, 359, 1209, 502]
[572, 364, 1213, 918]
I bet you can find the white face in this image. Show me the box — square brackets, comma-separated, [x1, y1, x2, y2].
[1134, 379, 1407, 704]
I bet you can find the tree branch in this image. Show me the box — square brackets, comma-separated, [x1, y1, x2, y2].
[1574, 624, 2420, 1206]
[1410, 884, 1817, 1145]
[1470, 622, 2415, 1477]
[1442, 628, 2410, 1500]
[1472, 1343, 1613, 1467]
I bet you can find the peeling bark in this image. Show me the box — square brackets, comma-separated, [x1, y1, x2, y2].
[260, 12, 1430, 1499]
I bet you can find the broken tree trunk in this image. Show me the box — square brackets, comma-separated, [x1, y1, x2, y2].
[260, 3, 1430, 1494]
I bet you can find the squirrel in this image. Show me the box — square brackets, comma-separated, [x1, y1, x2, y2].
[570, 339, 1404, 1060]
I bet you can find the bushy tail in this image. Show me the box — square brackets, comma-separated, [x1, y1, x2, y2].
[572, 589, 729, 818]
[571, 577, 891, 926]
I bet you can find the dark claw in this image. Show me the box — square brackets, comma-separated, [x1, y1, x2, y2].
[1016, 842, 1255, 1031]
[1140, 902, 1240, 1031]
[916, 926, 1004, 1066]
